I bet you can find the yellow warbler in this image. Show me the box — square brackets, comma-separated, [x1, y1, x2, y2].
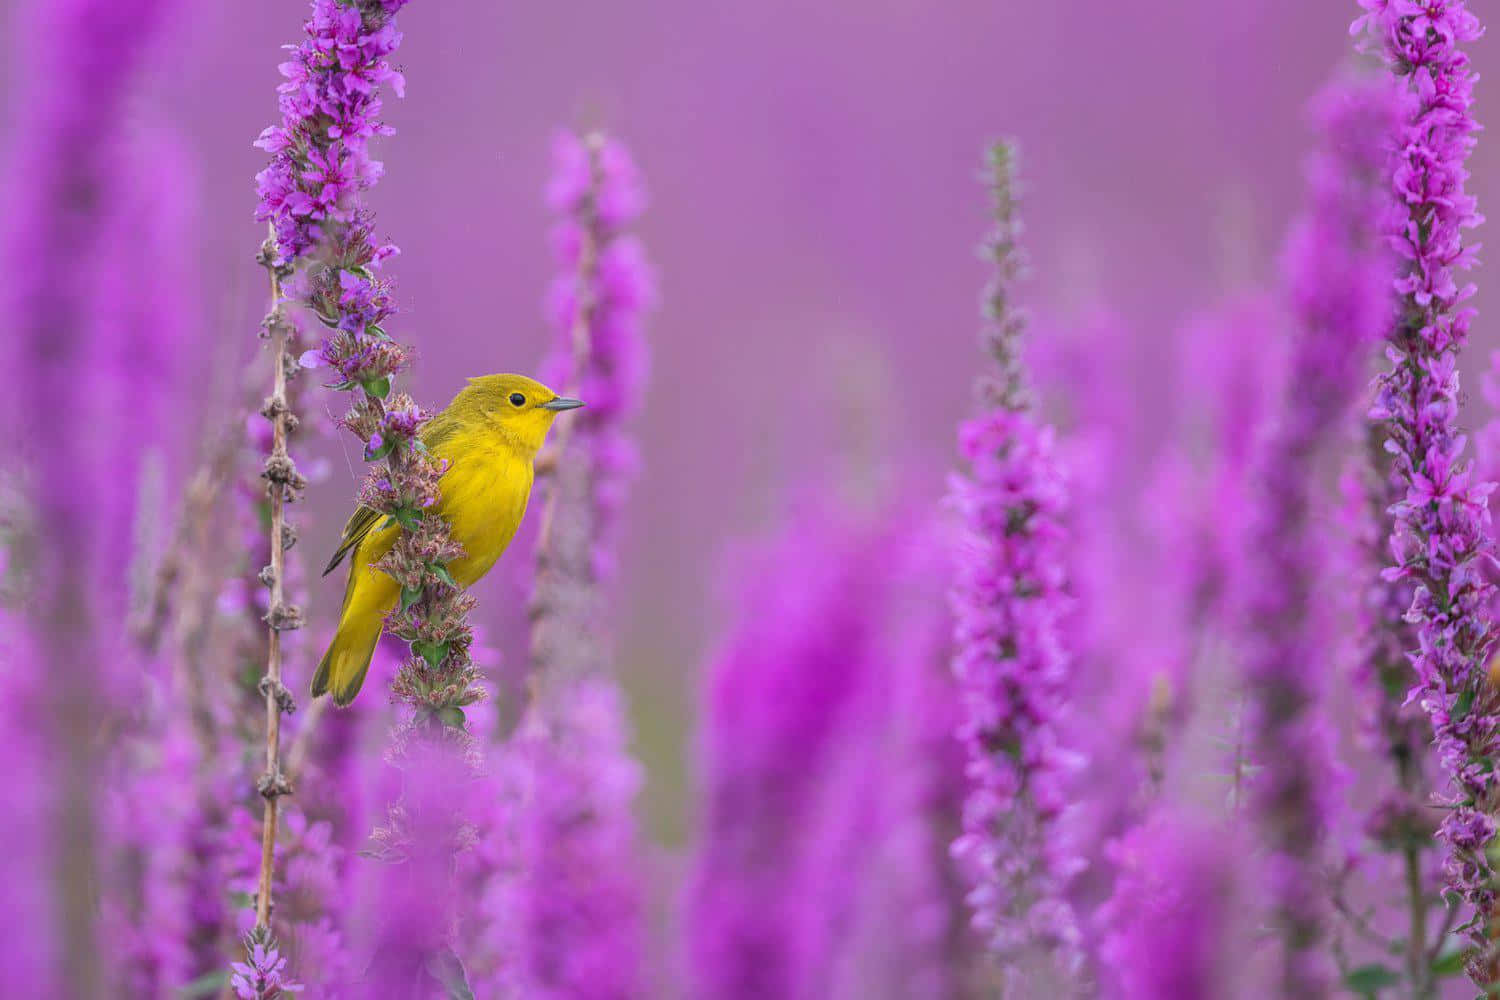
[312, 373, 582, 705]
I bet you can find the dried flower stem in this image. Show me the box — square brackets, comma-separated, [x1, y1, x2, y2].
[252, 226, 303, 935]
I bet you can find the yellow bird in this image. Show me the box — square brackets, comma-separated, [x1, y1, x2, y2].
[312, 373, 583, 706]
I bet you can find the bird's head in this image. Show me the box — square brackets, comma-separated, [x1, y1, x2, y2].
[460, 373, 583, 458]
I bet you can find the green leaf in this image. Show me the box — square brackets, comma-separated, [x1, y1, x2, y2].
[1431, 942, 1469, 977]
[176, 971, 230, 997]
[1343, 963, 1400, 996]
[436, 705, 466, 729]
[365, 437, 395, 462]
[368, 323, 389, 340]
[426, 947, 475, 1000]
[431, 562, 458, 589]
[362, 375, 391, 400]
[399, 585, 423, 613]
[1454, 685, 1476, 721]
[412, 640, 449, 669]
[394, 506, 424, 531]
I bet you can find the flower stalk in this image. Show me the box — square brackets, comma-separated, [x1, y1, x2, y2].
[1239, 74, 1397, 996]
[255, 0, 483, 728]
[494, 128, 652, 997]
[1355, 0, 1500, 985]
[528, 133, 606, 684]
[947, 142, 1082, 971]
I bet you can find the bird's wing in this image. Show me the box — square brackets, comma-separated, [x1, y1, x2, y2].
[321, 412, 465, 577]
[322, 505, 382, 577]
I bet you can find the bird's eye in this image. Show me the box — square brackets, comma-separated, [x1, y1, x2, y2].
[508, 392, 526, 408]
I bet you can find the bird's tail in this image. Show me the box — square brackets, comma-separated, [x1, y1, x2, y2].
[312, 608, 382, 707]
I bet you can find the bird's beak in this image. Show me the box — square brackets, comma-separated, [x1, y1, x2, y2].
[541, 396, 585, 411]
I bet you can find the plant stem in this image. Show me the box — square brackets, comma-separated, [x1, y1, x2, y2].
[253, 224, 299, 935]
[1405, 840, 1432, 999]
[528, 134, 604, 687]
[531, 133, 603, 559]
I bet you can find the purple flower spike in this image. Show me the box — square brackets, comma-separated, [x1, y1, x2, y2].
[946, 143, 1083, 973]
[492, 128, 656, 998]
[1098, 812, 1248, 999]
[231, 941, 305, 999]
[536, 130, 656, 586]
[1238, 74, 1399, 997]
[685, 510, 901, 999]
[255, 1, 410, 265]
[487, 679, 646, 998]
[1355, 1, 1500, 985]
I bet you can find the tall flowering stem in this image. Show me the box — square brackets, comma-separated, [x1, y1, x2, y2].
[252, 0, 473, 986]
[1355, 1, 1500, 983]
[1097, 813, 1245, 999]
[530, 130, 652, 674]
[497, 129, 653, 998]
[256, 0, 482, 727]
[686, 512, 898, 998]
[947, 143, 1081, 969]
[1343, 430, 1444, 995]
[2, 0, 172, 991]
[1241, 76, 1396, 997]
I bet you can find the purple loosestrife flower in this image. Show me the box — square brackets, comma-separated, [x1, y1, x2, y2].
[483, 129, 655, 999]
[1355, 2, 1500, 982]
[1, 0, 174, 991]
[256, 0, 482, 729]
[1337, 428, 1448, 989]
[254, 2, 491, 992]
[825, 524, 981, 1000]
[101, 681, 201, 993]
[86, 125, 219, 996]
[535, 129, 656, 599]
[1037, 314, 1195, 941]
[258, 0, 484, 721]
[1097, 812, 1250, 999]
[689, 508, 982, 999]
[344, 741, 477, 999]
[685, 509, 903, 999]
[232, 940, 305, 999]
[256, 0, 409, 265]
[946, 143, 1082, 970]
[485, 680, 646, 999]
[1237, 75, 1398, 997]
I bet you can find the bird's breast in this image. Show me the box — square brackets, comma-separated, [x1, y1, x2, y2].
[436, 443, 534, 586]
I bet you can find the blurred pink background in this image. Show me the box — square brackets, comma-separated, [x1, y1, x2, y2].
[4, 0, 1496, 846]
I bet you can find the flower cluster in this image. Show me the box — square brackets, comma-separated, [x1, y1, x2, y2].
[685, 511, 901, 998]
[231, 940, 304, 999]
[487, 129, 655, 998]
[1238, 75, 1397, 995]
[255, 1, 410, 264]
[1, 0, 180, 991]
[1356, 1, 1500, 982]
[255, 0, 483, 725]
[1096, 813, 1245, 999]
[537, 130, 656, 584]
[487, 679, 646, 998]
[947, 143, 1082, 967]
